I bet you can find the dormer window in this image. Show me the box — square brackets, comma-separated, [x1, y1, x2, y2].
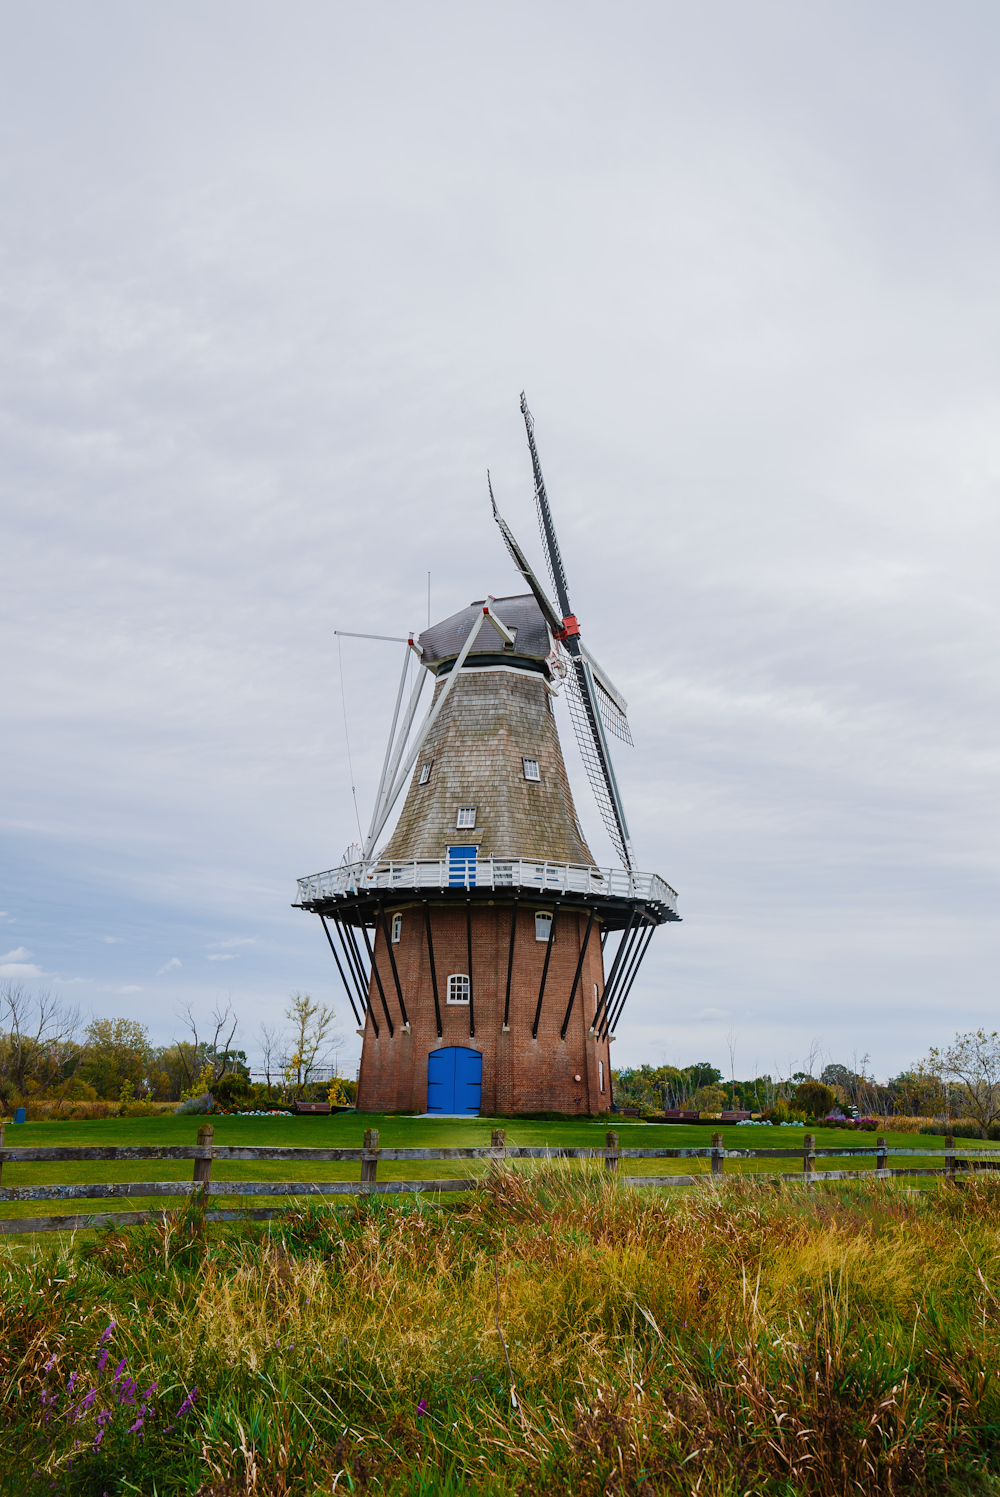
[391, 913, 402, 943]
[535, 910, 554, 942]
[522, 757, 541, 782]
[419, 761, 433, 786]
[456, 806, 477, 829]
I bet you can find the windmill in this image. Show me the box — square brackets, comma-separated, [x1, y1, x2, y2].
[294, 397, 680, 1116]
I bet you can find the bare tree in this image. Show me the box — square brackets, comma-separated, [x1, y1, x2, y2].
[725, 1025, 739, 1106]
[0, 981, 81, 1097]
[175, 998, 240, 1088]
[929, 1030, 1000, 1137]
[257, 1021, 283, 1097]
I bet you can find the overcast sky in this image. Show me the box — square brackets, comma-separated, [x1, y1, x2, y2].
[2, 2, 998, 1085]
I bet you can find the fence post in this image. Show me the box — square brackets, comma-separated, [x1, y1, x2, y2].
[491, 1128, 506, 1157]
[605, 1129, 619, 1173]
[945, 1133, 955, 1184]
[192, 1123, 214, 1240]
[362, 1128, 379, 1184]
[193, 1123, 214, 1185]
[803, 1133, 816, 1183]
[876, 1135, 887, 1178]
[711, 1132, 724, 1177]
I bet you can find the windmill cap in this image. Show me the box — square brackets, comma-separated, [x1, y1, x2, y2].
[418, 593, 552, 672]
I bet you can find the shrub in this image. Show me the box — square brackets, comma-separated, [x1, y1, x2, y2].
[793, 1081, 837, 1119]
[174, 1092, 212, 1115]
[761, 1104, 807, 1126]
[213, 1072, 251, 1108]
[920, 1118, 1000, 1140]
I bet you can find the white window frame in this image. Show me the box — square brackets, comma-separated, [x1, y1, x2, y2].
[522, 757, 541, 782]
[456, 806, 477, 829]
[419, 761, 433, 786]
[446, 973, 470, 1005]
[391, 913, 402, 944]
[535, 910, 553, 943]
[599, 1060, 605, 1093]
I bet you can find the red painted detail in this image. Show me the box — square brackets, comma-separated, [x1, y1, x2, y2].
[554, 615, 580, 640]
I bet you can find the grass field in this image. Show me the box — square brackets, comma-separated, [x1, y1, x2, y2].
[0, 1113, 976, 1227]
[5, 1154, 1000, 1495]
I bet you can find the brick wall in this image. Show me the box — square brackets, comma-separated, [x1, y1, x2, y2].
[356, 901, 613, 1115]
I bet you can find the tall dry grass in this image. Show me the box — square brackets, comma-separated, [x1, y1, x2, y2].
[5, 1165, 1000, 1494]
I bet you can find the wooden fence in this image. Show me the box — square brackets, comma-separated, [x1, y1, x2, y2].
[1, 1125, 997, 1235]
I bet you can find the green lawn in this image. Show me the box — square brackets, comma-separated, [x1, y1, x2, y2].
[0, 1113, 979, 1226]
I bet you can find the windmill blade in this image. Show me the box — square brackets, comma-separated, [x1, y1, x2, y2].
[565, 655, 635, 870]
[515, 394, 636, 868]
[488, 474, 564, 636]
[578, 641, 633, 747]
[521, 392, 572, 620]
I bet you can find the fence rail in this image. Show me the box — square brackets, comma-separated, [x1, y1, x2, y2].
[0, 1126, 993, 1235]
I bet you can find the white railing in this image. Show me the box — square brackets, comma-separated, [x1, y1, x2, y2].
[295, 858, 678, 914]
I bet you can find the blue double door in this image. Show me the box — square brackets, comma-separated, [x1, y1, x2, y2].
[427, 1046, 482, 1114]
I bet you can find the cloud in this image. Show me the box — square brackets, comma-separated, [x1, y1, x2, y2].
[102, 936, 124, 944]
[0, 963, 43, 978]
[156, 958, 182, 975]
[696, 1008, 730, 1020]
[117, 985, 143, 993]
[0, 947, 32, 962]
[211, 938, 257, 949]
[208, 953, 237, 961]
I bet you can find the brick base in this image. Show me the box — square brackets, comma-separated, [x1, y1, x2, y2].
[356, 900, 612, 1115]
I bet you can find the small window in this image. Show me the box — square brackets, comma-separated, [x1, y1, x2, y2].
[447, 974, 470, 1005]
[522, 757, 541, 782]
[419, 761, 433, 786]
[535, 910, 553, 943]
[456, 806, 477, 829]
[391, 913, 402, 944]
[593, 982, 599, 1010]
[599, 1060, 605, 1093]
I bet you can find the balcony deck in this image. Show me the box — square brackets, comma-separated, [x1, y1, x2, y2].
[294, 858, 680, 927]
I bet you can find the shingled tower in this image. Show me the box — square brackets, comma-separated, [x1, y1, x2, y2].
[295, 397, 679, 1115]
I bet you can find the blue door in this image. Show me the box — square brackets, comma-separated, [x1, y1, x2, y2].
[427, 1047, 482, 1114]
[448, 845, 478, 887]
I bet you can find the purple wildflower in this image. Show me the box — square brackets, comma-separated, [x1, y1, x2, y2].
[112, 1358, 127, 1383]
[175, 1387, 198, 1418]
[96, 1349, 110, 1373]
[128, 1415, 145, 1434]
[416, 1399, 428, 1417]
[98, 1323, 116, 1345]
[67, 1371, 78, 1392]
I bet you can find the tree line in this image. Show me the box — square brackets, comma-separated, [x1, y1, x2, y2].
[0, 980, 349, 1107]
[612, 1031, 1000, 1134]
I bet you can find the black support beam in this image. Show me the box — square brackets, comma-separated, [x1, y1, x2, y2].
[377, 901, 409, 1027]
[560, 906, 596, 1039]
[531, 902, 560, 1039]
[422, 901, 443, 1038]
[319, 915, 361, 1028]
